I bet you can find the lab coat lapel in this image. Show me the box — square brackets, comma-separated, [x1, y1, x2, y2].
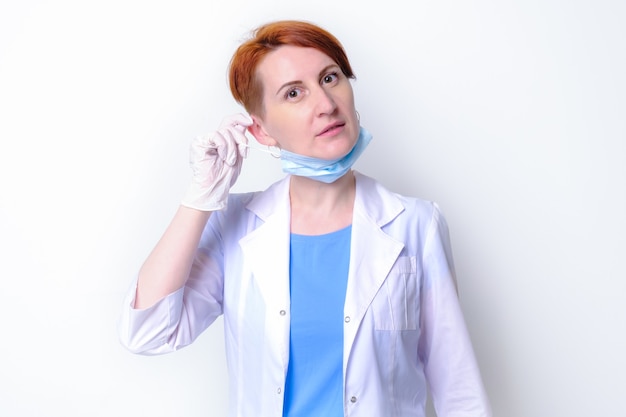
[343, 173, 405, 353]
[238, 177, 292, 370]
[239, 176, 291, 312]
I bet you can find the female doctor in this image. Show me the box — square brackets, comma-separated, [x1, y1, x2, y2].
[119, 20, 492, 417]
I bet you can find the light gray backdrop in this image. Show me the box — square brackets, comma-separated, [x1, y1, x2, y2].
[1, 0, 624, 416]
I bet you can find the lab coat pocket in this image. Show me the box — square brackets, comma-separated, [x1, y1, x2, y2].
[372, 256, 418, 331]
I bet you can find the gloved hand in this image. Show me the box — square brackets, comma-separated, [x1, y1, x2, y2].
[181, 113, 253, 211]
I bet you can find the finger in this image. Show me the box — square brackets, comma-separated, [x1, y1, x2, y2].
[214, 130, 238, 166]
[220, 113, 253, 131]
[190, 134, 210, 152]
[238, 142, 249, 158]
[229, 127, 249, 158]
[190, 134, 215, 164]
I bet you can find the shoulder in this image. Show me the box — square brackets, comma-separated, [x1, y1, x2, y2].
[210, 175, 291, 233]
[354, 171, 442, 221]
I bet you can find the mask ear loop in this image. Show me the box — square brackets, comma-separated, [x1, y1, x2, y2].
[268, 145, 281, 158]
[242, 143, 281, 158]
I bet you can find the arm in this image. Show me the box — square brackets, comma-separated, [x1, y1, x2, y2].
[119, 114, 252, 353]
[135, 206, 211, 309]
[418, 204, 492, 416]
[134, 113, 252, 308]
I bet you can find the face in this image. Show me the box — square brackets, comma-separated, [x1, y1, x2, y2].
[249, 45, 359, 160]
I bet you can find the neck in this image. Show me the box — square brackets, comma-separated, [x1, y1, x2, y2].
[289, 171, 356, 235]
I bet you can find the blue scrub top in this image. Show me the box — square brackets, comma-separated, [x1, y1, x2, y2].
[283, 225, 352, 417]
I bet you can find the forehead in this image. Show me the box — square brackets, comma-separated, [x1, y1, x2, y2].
[256, 45, 337, 86]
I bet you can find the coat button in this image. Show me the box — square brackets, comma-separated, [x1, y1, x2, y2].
[344, 316, 351, 323]
[350, 396, 357, 403]
[277, 387, 282, 394]
[279, 310, 286, 316]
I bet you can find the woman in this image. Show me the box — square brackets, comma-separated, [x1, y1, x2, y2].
[119, 20, 492, 417]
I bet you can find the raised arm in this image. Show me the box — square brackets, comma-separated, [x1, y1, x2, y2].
[134, 113, 252, 309]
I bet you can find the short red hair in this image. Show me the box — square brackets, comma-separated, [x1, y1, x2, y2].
[228, 20, 355, 116]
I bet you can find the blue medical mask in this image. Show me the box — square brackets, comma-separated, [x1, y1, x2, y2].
[280, 127, 373, 183]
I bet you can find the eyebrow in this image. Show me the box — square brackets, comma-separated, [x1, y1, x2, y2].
[275, 64, 340, 96]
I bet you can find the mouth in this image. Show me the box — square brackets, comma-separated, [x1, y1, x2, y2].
[317, 121, 346, 136]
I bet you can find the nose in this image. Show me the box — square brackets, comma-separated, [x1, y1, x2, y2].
[313, 86, 337, 116]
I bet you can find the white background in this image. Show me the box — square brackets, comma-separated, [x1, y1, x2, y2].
[1, 0, 624, 416]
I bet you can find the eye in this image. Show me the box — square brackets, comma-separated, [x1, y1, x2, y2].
[322, 72, 339, 85]
[285, 87, 303, 100]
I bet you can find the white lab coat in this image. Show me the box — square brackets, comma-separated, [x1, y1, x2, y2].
[119, 171, 492, 417]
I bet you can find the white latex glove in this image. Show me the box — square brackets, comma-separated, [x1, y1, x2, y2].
[181, 113, 253, 211]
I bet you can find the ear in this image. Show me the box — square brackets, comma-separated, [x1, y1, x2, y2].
[248, 115, 278, 147]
